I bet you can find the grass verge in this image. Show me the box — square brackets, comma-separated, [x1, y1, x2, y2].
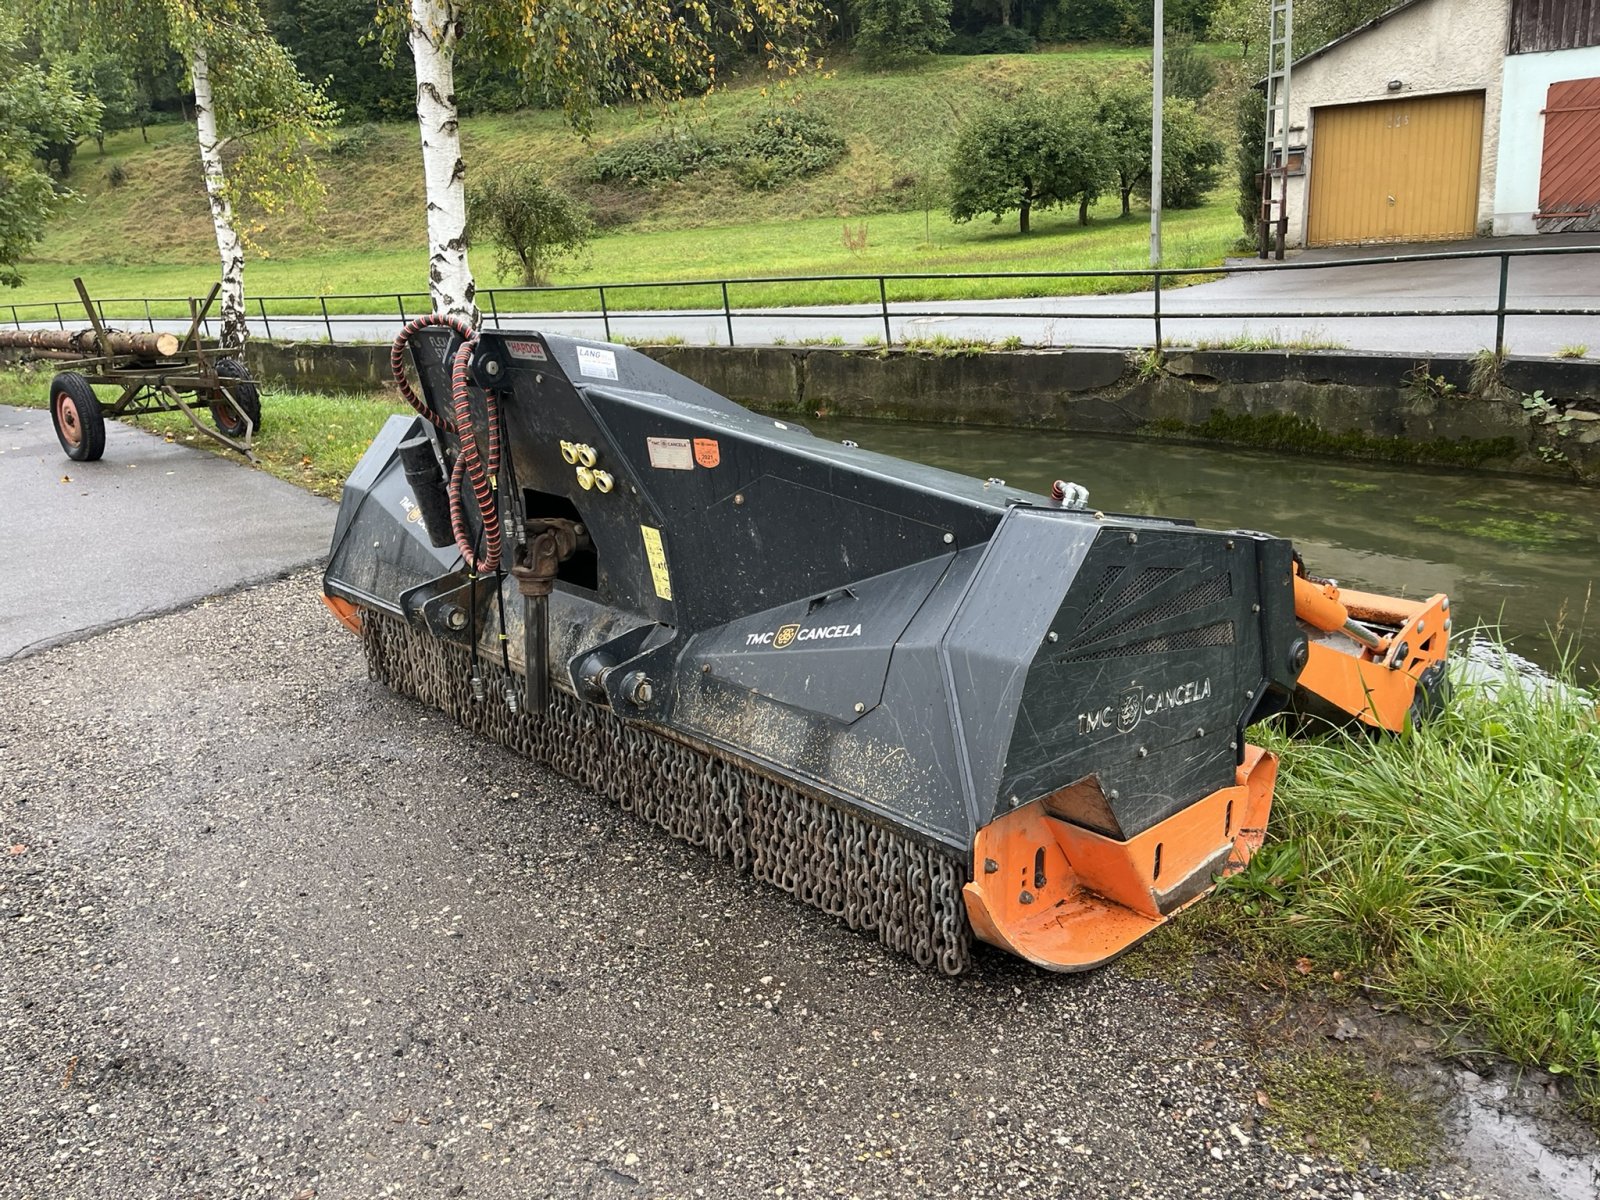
[1227, 659, 1600, 1117]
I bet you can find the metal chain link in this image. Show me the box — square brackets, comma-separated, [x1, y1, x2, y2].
[361, 610, 974, 974]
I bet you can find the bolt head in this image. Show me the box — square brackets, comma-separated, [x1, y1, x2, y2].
[943, 532, 954, 544]
[853, 702, 865, 713]
[1047, 631, 1059, 643]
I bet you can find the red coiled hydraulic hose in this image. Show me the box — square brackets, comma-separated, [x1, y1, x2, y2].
[390, 315, 503, 575]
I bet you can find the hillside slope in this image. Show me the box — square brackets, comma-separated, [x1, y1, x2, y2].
[14, 49, 1241, 305]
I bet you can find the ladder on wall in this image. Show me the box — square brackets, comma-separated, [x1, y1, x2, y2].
[1260, 0, 1293, 259]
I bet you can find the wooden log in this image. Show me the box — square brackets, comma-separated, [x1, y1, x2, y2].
[0, 327, 180, 359]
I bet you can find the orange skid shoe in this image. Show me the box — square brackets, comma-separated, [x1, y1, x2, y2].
[962, 745, 1277, 972]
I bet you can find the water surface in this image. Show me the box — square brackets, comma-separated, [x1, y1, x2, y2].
[806, 417, 1599, 680]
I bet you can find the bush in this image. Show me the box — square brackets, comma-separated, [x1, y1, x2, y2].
[1163, 31, 1217, 102]
[588, 130, 723, 186]
[730, 109, 846, 190]
[328, 123, 382, 158]
[467, 166, 593, 286]
[949, 26, 1037, 55]
[587, 110, 845, 192]
[852, 0, 951, 66]
[106, 161, 128, 188]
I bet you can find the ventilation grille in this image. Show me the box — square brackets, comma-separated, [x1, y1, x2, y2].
[1068, 620, 1236, 662]
[1068, 570, 1233, 652]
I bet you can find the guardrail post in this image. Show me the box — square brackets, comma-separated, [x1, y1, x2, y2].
[488, 289, 500, 330]
[396, 294, 407, 324]
[258, 297, 273, 341]
[722, 282, 735, 346]
[1495, 253, 1510, 359]
[144, 300, 154, 332]
[599, 286, 611, 341]
[55, 302, 64, 330]
[320, 296, 333, 342]
[1153, 270, 1163, 349]
[879, 277, 891, 345]
[9, 305, 18, 331]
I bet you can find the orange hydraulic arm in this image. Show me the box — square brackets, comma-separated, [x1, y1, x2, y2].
[1291, 564, 1450, 732]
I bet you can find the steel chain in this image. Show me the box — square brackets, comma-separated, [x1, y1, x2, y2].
[361, 610, 974, 974]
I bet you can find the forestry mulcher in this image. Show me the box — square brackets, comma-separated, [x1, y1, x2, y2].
[322, 318, 1451, 974]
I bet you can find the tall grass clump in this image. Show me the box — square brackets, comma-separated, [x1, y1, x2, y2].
[1239, 648, 1600, 1112]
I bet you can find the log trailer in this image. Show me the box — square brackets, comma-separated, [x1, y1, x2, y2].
[321, 319, 1450, 974]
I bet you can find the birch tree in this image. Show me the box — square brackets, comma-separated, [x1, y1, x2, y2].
[378, 0, 830, 323]
[47, 0, 336, 353]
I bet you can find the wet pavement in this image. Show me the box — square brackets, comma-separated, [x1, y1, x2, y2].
[0, 405, 333, 661]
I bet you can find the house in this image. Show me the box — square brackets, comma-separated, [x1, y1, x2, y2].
[1274, 0, 1600, 246]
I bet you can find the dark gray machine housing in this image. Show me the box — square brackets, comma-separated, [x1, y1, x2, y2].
[325, 329, 1306, 857]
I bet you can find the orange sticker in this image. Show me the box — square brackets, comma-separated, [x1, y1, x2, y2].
[693, 438, 720, 468]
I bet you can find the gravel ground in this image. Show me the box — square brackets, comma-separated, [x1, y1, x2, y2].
[0, 574, 1512, 1199]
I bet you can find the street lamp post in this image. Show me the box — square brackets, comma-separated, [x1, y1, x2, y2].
[1151, 0, 1164, 268]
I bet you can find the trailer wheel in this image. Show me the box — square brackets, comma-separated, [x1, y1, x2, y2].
[50, 372, 107, 462]
[208, 358, 263, 440]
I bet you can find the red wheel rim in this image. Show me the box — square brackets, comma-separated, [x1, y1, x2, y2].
[210, 400, 235, 429]
[56, 393, 83, 447]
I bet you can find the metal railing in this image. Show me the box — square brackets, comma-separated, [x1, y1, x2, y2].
[7, 244, 1600, 356]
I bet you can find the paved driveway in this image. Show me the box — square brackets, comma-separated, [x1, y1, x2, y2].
[0, 405, 334, 660]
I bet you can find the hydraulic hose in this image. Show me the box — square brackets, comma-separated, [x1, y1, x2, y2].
[390, 315, 502, 575]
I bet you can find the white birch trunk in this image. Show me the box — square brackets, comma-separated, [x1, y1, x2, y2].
[409, 0, 477, 323]
[191, 45, 248, 355]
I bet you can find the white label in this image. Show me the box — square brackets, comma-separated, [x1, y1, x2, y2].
[506, 338, 547, 361]
[576, 345, 619, 380]
[646, 436, 695, 470]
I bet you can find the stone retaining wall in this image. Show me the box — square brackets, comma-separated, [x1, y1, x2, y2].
[247, 341, 1600, 484]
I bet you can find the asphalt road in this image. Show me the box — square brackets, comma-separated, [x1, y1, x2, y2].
[0, 404, 333, 661]
[16, 237, 1599, 356]
[4, 571, 1594, 1200]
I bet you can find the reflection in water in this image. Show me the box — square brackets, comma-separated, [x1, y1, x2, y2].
[807, 417, 1599, 679]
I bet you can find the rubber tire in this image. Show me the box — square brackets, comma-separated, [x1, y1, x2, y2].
[50, 372, 107, 462]
[208, 357, 263, 439]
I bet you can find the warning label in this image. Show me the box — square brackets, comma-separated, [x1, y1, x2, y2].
[640, 525, 673, 601]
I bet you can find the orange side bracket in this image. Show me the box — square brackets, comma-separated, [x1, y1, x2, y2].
[321, 594, 362, 636]
[962, 746, 1277, 972]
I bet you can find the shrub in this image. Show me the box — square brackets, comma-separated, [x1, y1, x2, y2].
[730, 109, 846, 190]
[852, 0, 951, 66]
[949, 26, 1036, 55]
[467, 165, 593, 286]
[587, 130, 723, 186]
[328, 123, 382, 158]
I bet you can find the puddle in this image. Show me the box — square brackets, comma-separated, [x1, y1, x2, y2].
[1448, 1070, 1600, 1200]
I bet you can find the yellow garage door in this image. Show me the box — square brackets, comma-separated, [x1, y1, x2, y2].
[1307, 92, 1484, 246]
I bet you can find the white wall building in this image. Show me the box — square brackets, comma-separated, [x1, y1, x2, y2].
[1272, 0, 1600, 246]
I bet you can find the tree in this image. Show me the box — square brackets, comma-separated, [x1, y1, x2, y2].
[0, 21, 101, 286]
[1140, 99, 1225, 209]
[947, 94, 1107, 234]
[852, 0, 951, 65]
[265, 0, 414, 121]
[1095, 70, 1151, 217]
[42, 0, 337, 354]
[68, 52, 144, 153]
[376, 0, 829, 324]
[1097, 71, 1226, 216]
[467, 166, 593, 286]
